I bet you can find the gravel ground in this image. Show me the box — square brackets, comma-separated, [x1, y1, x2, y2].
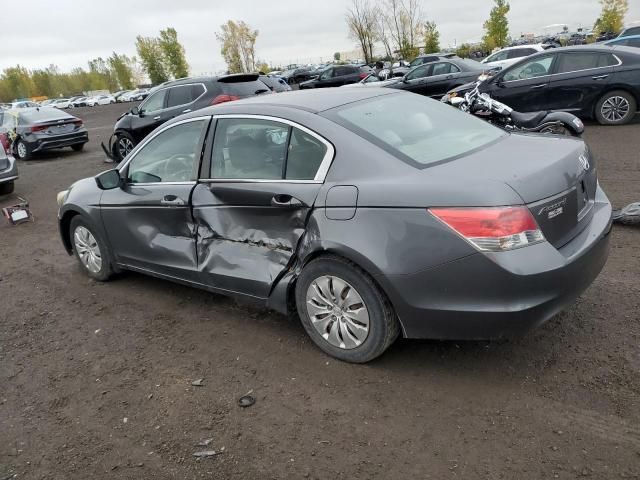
[1, 103, 639, 480]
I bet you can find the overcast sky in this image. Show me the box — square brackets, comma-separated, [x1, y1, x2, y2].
[2, 0, 639, 74]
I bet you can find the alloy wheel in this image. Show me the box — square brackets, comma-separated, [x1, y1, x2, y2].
[601, 96, 630, 123]
[17, 142, 27, 159]
[73, 226, 102, 273]
[305, 275, 370, 349]
[117, 137, 134, 158]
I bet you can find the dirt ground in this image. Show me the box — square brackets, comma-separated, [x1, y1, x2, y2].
[1, 103, 639, 480]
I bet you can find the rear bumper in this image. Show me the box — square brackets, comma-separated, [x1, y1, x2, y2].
[0, 157, 19, 184]
[30, 130, 89, 152]
[382, 186, 613, 340]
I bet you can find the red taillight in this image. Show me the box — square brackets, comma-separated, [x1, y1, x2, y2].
[72, 120, 83, 128]
[212, 94, 240, 105]
[430, 207, 544, 252]
[31, 125, 47, 132]
[359, 73, 368, 79]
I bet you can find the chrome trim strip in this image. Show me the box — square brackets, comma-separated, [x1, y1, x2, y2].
[199, 178, 321, 184]
[123, 181, 197, 187]
[117, 116, 211, 172]
[208, 114, 335, 183]
[0, 175, 18, 183]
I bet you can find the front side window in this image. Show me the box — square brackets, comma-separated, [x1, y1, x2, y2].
[140, 90, 166, 113]
[127, 120, 206, 183]
[328, 93, 504, 168]
[487, 50, 509, 62]
[503, 55, 554, 81]
[406, 65, 430, 80]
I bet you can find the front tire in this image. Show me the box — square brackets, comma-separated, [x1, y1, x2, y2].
[70, 216, 114, 281]
[71, 143, 85, 152]
[295, 256, 400, 363]
[595, 90, 637, 125]
[113, 132, 136, 161]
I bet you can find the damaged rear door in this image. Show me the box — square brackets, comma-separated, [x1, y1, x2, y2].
[191, 115, 334, 298]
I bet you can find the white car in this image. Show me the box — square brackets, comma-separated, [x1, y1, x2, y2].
[87, 95, 116, 106]
[49, 98, 71, 109]
[10, 101, 40, 109]
[481, 44, 549, 71]
[342, 73, 401, 88]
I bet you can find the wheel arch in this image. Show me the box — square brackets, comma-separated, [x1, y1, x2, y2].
[59, 209, 81, 254]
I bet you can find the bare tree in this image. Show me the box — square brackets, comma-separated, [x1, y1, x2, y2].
[382, 0, 424, 60]
[216, 20, 259, 73]
[346, 0, 378, 64]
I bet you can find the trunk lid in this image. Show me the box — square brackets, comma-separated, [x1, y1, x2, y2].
[430, 133, 597, 248]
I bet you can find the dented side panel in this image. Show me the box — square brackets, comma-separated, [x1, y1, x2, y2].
[192, 182, 322, 298]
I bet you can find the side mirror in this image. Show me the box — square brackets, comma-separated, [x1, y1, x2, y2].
[95, 169, 122, 190]
[131, 106, 140, 116]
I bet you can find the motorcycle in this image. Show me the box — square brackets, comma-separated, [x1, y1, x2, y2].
[442, 81, 585, 137]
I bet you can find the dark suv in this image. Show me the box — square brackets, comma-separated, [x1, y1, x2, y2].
[106, 74, 271, 161]
[298, 65, 372, 89]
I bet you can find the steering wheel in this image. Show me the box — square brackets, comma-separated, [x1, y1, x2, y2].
[160, 154, 194, 182]
[519, 63, 545, 79]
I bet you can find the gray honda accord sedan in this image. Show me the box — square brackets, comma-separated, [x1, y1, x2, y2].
[57, 88, 612, 363]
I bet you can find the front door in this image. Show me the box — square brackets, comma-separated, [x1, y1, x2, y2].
[192, 116, 332, 298]
[101, 117, 210, 281]
[488, 54, 557, 112]
[129, 88, 168, 143]
[399, 64, 432, 95]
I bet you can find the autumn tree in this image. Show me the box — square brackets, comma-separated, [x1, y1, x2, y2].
[346, 0, 378, 64]
[423, 20, 440, 53]
[216, 20, 259, 73]
[482, 0, 510, 52]
[136, 36, 169, 84]
[594, 0, 628, 34]
[455, 43, 472, 59]
[159, 27, 190, 79]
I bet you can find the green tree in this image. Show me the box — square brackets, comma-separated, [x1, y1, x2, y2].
[334, 52, 341, 61]
[108, 52, 135, 90]
[594, 0, 628, 34]
[482, 0, 510, 51]
[136, 36, 170, 84]
[216, 20, 259, 73]
[1, 66, 35, 100]
[159, 28, 190, 79]
[423, 20, 440, 53]
[455, 43, 472, 58]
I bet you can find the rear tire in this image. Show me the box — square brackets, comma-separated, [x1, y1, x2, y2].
[295, 255, 400, 363]
[0, 181, 14, 195]
[595, 90, 637, 125]
[15, 140, 31, 160]
[69, 216, 114, 281]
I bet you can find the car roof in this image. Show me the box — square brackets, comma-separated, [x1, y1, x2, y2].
[188, 88, 398, 115]
[493, 44, 545, 52]
[608, 34, 640, 41]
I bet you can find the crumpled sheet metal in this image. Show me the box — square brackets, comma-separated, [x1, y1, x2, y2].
[613, 202, 640, 225]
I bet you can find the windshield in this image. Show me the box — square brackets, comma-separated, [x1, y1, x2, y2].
[327, 93, 505, 167]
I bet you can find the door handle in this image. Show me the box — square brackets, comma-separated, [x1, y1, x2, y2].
[153, 116, 161, 120]
[161, 195, 185, 206]
[530, 84, 547, 89]
[271, 194, 303, 208]
[182, 109, 192, 113]
[592, 74, 609, 80]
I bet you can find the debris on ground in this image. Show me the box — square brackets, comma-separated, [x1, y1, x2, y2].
[196, 438, 213, 447]
[2, 197, 33, 225]
[192, 450, 221, 458]
[238, 389, 256, 408]
[191, 378, 204, 387]
[613, 202, 640, 225]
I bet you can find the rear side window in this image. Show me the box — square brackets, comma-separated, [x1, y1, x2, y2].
[431, 63, 459, 75]
[555, 52, 617, 73]
[210, 118, 328, 181]
[221, 80, 268, 96]
[167, 85, 193, 107]
[508, 48, 536, 59]
[627, 38, 640, 47]
[487, 50, 509, 62]
[329, 93, 504, 168]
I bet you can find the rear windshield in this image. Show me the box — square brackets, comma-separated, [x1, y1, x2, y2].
[19, 109, 73, 124]
[222, 80, 270, 96]
[327, 93, 505, 167]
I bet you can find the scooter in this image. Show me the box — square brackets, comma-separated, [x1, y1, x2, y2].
[442, 81, 584, 137]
